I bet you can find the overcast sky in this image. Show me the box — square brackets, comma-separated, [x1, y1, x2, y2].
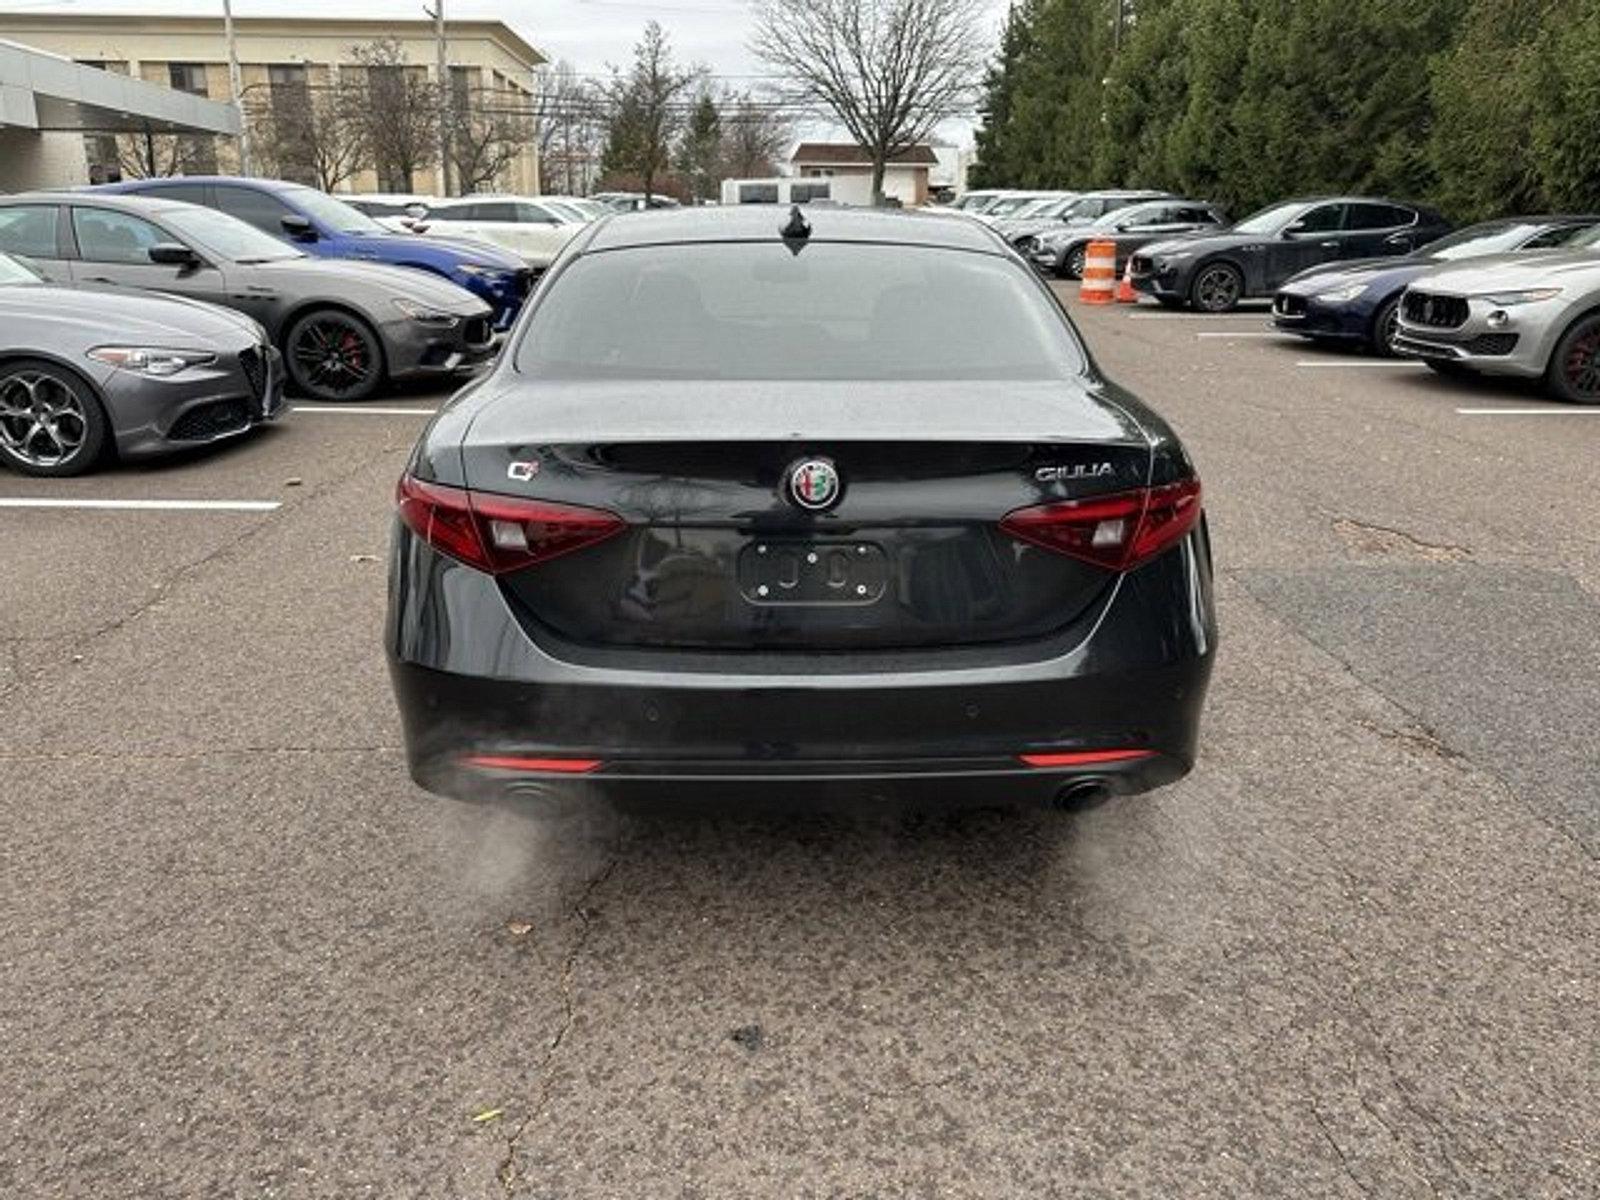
[13, 0, 1012, 146]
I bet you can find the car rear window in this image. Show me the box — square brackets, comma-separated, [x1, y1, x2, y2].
[514, 242, 1084, 381]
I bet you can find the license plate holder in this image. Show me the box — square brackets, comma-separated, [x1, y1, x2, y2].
[738, 540, 888, 606]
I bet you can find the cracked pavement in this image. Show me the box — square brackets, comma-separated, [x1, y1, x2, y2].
[1, 296, 1596, 1198]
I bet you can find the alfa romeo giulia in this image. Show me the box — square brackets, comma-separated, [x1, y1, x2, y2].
[387, 207, 1216, 808]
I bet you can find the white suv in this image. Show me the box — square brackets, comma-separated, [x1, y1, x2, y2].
[421, 196, 586, 270]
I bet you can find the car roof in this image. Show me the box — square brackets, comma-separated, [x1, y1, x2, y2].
[430, 194, 551, 206]
[107, 175, 301, 193]
[581, 205, 1007, 254]
[6, 190, 196, 217]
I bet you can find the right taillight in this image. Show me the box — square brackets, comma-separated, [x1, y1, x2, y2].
[1000, 478, 1202, 571]
[396, 473, 624, 575]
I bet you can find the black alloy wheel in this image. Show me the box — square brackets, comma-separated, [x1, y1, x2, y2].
[1064, 244, 1088, 280]
[1191, 263, 1243, 313]
[1547, 313, 1600, 405]
[0, 359, 108, 477]
[285, 310, 384, 402]
[1370, 297, 1401, 357]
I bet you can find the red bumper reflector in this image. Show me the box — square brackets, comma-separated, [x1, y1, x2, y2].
[1018, 749, 1156, 768]
[461, 755, 602, 774]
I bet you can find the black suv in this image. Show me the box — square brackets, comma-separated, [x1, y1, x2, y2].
[1128, 197, 1451, 312]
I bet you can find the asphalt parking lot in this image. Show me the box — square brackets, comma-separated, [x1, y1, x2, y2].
[3, 290, 1597, 1199]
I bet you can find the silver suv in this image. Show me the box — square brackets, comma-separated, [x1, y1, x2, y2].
[1394, 229, 1600, 403]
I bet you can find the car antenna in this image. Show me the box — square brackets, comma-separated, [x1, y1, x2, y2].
[780, 204, 811, 251]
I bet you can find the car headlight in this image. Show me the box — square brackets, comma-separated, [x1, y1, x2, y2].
[87, 347, 216, 376]
[1477, 288, 1562, 306]
[1316, 282, 1369, 302]
[394, 298, 461, 327]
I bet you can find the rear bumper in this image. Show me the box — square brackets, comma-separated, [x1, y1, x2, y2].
[386, 525, 1216, 805]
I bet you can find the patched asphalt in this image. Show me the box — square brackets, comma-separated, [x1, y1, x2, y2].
[1, 295, 1595, 1198]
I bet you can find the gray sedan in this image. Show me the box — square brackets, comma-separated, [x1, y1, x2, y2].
[0, 193, 495, 402]
[0, 252, 284, 476]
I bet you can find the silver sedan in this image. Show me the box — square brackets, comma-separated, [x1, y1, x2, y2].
[0, 252, 284, 476]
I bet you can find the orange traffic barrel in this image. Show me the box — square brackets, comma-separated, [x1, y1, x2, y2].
[1079, 240, 1117, 304]
[1115, 257, 1138, 303]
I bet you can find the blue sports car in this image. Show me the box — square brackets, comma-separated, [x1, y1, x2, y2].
[98, 177, 532, 330]
[1273, 215, 1600, 354]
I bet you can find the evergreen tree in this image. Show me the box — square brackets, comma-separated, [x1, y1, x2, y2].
[1527, 0, 1600, 212]
[972, 1, 1040, 188]
[969, 0, 1595, 221]
[677, 90, 723, 203]
[1429, 0, 1554, 220]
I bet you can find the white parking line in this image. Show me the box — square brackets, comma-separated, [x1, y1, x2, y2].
[292, 405, 439, 415]
[1294, 360, 1428, 369]
[1128, 312, 1269, 320]
[1455, 407, 1600, 416]
[0, 498, 280, 512]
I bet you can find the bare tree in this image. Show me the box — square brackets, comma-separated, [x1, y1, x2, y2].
[535, 60, 603, 195]
[349, 39, 439, 193]
[249, 77, 368, 192]
[116, 125, 210, 179]
[750, 0, 984, 202]
[718, 92, 790, 178]
[598, 22, 699, 202]
[451, 101, 532, 194]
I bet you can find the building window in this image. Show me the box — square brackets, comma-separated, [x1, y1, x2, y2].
[268, 63, 309, 93]
[738, 183, 780, 205]
[84, 135, 122, 184]
[450, 65, 474, 108]
[265, 65, 317, 186]
[168, 62, 208, 96]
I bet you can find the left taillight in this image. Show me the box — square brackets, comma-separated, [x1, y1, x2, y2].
[395, 473, 625, 575]
[1000, 478, 1202, 572]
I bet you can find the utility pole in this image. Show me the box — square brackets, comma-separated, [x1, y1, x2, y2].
[426, 0, 452, 196]
[222, 0, 252, 174]
[1113, 0, 1127, 49]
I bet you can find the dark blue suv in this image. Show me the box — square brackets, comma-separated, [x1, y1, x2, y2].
[98, 177, 531, 329]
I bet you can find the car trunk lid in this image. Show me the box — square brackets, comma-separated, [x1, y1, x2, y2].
[457, 380, 1152, 652]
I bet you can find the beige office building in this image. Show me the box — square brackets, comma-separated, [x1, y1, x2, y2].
[0, 13, 544, 195]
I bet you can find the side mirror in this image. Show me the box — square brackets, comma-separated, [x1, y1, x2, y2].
[1282, 221, 1309, 238]
[280, 214, 317, 241]
[404, 203, 428, 220]
[147, 243, 200, 267]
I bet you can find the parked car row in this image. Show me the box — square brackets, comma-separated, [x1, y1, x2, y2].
[0, 172, 693, 474]
[965, 180, 1600, 404]
[0, 190, 499, 407]
[1275, 218, 1600, 404]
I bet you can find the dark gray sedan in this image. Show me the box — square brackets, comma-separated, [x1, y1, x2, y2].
[0, 252, 283, 476]
[0, 193, 495, 402]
